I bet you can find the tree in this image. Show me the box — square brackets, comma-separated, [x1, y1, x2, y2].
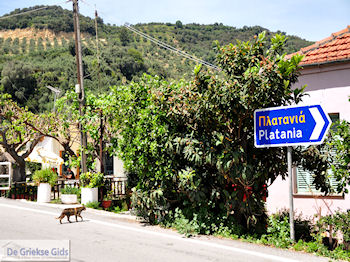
[1, 61, 37, 110]
[328, 120, 350, 194]
[55, 90, 120, 172]
[0, 95, 43, 181]
[112, 32, 309, 232]
[175, 20, 183, 29]
[119, 27, 130, 46]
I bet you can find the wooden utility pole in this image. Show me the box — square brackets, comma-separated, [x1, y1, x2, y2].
[72, 0, 88, 173]
[99, 109, 104, 174]
[94, 6, 101, 92]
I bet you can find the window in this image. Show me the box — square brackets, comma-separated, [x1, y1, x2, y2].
[295, 113, 340, 194]
[104, 154, 114, 176]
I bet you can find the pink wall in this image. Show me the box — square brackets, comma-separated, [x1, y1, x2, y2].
[266, 61, 350, 218]
[267, 176, 350, 220]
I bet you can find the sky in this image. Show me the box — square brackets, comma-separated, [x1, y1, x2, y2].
[0, 0, 349, 41]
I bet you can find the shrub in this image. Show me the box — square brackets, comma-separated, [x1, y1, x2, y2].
[334, 210, 350, 243]
[103, 190, 114, 201]
[85, 201, 101, 209]
[113, 31, 316, 233]
[80, 172, 104, 188]
[61, 186, 80, 197]
[32, 168, 57, 186]
[316, 210, 350, 250]
[259, 210, 314, 248]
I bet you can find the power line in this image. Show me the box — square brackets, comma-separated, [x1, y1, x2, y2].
[68, 0, 221, 71]
[124, 23, 221, 71]
[0, 1, 70, 21]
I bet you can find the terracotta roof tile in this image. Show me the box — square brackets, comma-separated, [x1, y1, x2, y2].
[288, 25, 350, 65]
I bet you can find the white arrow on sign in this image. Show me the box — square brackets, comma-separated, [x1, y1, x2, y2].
[309, 107, 325, 140]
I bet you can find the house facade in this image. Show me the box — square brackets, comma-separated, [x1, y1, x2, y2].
[27, 136, 126, 179]
[266, 26, 350, 218]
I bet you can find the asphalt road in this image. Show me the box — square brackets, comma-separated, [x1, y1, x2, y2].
[0, 198, 329, 262]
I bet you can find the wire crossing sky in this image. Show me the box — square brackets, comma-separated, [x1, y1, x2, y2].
[0, 0, 349, 41]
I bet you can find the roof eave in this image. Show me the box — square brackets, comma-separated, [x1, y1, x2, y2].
[301, 58, 350, 68]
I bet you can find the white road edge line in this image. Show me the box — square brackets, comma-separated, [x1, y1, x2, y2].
[0, 203, 298, 262]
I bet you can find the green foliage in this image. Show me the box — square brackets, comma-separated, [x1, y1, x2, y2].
[85, 201, 102, 209]
[103, 190, 114, 201]
[61, 186, 80, 197]
[334, 211, 350, 243]
[0, 6, 98, 34]
[79, 172, 104, 188]
[258, 210, 313, 248]
[25, 162, 41, 176]
[316, 210, 350, 244]
[119, 27, 130, 46]
[131, 187, 167, 224]
[162, 207, 244, 237]
[0, 6, 312, 112]
[299, 120, 350, 195]
[115, 32, 309, 233]
[1, 60, 37, 110]
[329, 121, 350, 194]
[0, 96, 49, 181]
[112, 201, 129, 213]
[32, 168, 57, 186]
[175, 20, 183, 29]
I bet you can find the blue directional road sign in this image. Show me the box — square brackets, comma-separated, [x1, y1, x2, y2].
[254, 105, 332, 148]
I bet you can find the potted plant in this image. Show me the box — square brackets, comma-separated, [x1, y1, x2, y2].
[32, 168, 57, 203]
[60, 186, 80, 204]
[101, 190, 113, 209]
[80, 172, 103, 205]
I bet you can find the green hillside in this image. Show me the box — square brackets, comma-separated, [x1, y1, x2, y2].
[0, 6, 313, 112]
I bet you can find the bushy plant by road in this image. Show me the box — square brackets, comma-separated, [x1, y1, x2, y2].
[113, 32, 309, 233]
[32, 168, 57, 186]
[80, 172, 104, 188]
[61, 186, 80, 196]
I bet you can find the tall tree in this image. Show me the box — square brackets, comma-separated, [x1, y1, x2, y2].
[112, 32, 311, 232]
[1, 61, 37, 111]
[0, 95, 43, 181]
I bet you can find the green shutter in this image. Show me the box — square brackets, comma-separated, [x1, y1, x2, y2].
[296, 167, 319, 193]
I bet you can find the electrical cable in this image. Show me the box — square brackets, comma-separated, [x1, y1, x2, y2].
[63, 0, 221, 71]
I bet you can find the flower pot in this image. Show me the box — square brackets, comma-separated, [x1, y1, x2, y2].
[37, 183, 51, 203]
[102, 200, 112, 209]
[61, 194, 78, 204]
[81, 187, 98, 205]
[11, 194, 15, 199]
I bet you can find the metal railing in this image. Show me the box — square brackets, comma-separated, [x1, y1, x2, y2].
[103, 176, 128, 198]
[52, 176, 128, 200]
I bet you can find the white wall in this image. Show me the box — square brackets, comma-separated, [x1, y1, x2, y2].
[113, 157, 126, 178]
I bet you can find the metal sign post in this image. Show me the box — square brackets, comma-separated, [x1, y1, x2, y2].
[254, 104, 331, 241]
[287, 146, 295, 241]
